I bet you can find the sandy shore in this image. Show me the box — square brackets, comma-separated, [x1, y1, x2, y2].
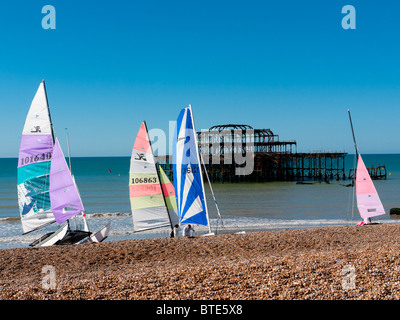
[1, 223, 400, 300]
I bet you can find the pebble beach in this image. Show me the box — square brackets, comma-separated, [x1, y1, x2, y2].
[1, 223, 400, 300]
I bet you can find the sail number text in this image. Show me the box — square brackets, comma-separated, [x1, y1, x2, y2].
[131, 177, 158, 184]
[182, 166, 199, 174]
[20, 152, 52, 166]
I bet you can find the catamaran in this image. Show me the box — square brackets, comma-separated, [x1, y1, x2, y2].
[17, 80, 110, 247]
[172, 105, 222, 236]
[129, 121, 179, 233]
[348, 109, 385, 225]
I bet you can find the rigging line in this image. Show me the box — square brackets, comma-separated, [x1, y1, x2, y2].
[200, 152, 223, 226]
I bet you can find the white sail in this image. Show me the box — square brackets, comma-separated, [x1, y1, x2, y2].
[17, 81, 55, 233]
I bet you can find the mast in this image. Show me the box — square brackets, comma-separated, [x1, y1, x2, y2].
[144, 120, 174, 230]
[347, 109, 359, 158]
[42, 79, 56, 144]
[347, 109, 358, 220]
[188, 104, 212, 234]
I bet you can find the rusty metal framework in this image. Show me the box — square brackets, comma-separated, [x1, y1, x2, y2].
[200, 124, 297, 155]
[349, 165, 387, 180]
[157, 124, 388, 183]
[196, 124, 348, 182]
[158, 124, 351, 182]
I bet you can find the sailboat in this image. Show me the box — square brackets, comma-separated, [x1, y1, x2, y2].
[172, 105, 222, 236]
[17, 80, 110, 247]
[129, 121, 179, 233]
[348, 109, 385, 225]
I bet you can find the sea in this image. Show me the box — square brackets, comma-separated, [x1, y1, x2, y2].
[1, 154, 400, 250]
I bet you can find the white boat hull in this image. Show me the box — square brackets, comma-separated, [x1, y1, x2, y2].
[201, 232, 215, 237]
[30, 222, 69, 247]
[79, 222, 111, 244]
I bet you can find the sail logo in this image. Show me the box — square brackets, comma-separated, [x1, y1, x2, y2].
[135, 153, 147, 161]
[31, 126, 41, 133]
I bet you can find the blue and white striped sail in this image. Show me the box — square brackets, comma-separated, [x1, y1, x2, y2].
[172, 106, 210, 228]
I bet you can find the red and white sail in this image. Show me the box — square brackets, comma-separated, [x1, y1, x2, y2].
[129, 122, 174, 232]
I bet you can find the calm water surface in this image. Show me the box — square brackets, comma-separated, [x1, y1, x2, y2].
[1, 154, 400, 249]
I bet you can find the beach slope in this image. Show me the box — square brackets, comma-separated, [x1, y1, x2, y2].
[1, 224, 400, 299]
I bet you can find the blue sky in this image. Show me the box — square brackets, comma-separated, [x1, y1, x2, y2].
[1, 0, 400, 157]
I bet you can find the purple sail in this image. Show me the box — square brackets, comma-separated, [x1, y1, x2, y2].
[18, 134, 53, 169]
[49, 138, 84, 224]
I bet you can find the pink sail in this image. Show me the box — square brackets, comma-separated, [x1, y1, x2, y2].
[356, 154, 385, 220]
[49, 138, 84, 224]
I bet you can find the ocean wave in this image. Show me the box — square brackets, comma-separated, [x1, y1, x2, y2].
[1, 214, 398, 250]
[0, 217, 20, 223]
[89, 212, 131, 218]
[213, 217, 399, 231]
[0, 205, 18, 209]
[0, 234, 35, 246]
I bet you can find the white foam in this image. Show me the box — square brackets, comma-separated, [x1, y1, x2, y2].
[0, 213, 397, 250]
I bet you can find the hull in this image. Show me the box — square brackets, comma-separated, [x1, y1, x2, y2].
[79, 222, 111, 244]
[30, 222, 69, 247]
[29, 223, 92, 247]
[201, 232, 215, 237]
[56, 230, 92, 245]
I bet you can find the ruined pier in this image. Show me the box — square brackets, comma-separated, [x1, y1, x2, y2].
[158, 124, 350, 183]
